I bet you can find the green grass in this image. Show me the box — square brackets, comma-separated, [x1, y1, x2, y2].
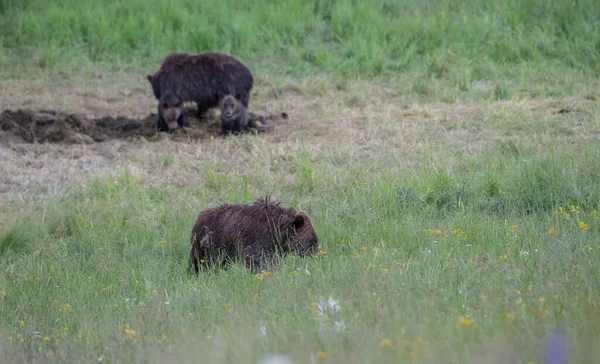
[1, 0, 600, 362]
[1, 140, 600, 363]
[1, 0, 599, 100]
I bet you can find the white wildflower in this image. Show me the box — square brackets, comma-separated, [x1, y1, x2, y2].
[296, 268, 311, 276]
[259, 323, 267, 337]
[333, 320, 347, 332]
[260, 354, 293, 364]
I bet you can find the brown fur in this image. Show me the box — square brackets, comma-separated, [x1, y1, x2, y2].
[157, 89, 188, 133]
[218, 93, 267, 135]
[147, 52, 253, 118]
[189, 198, 319, 273]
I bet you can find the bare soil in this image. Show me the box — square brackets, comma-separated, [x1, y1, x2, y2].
[0, 107, 280, 144]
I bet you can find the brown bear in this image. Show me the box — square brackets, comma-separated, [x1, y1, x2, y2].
[218, 93, 267, 135]
[147, 52, 253, 119]
[157, 89, 188, 133]
[189, 198, 320, 273]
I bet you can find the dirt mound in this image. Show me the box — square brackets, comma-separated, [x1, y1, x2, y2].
[0, 108, 281, 144]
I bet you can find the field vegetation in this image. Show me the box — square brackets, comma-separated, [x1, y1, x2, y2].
[0, 0, 599, 363]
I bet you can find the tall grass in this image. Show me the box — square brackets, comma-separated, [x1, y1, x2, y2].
[1, 0, 599, 97]
[1, 142, 599, 362]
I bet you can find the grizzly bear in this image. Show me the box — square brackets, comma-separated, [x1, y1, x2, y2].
[157, 89, 188, 133]
[189, 198, 320, 273]
[147, 52, 253, 119]
[218, 93, 267, 135]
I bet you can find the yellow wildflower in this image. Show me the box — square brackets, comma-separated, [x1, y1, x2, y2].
[43, 337, 49, 341]
[1, 289, 5, 296]
[582, 244, 594, 252]
[426, 187, 433, 193]
[429, 229, 443, 237]
[415, 336, 430, 345]
[579, 221, 588, 231]
[499, 253, 509, 261]
[379, 338, 394, 350]
[316, 351, 328, 359]
[354, 253, 361, 259]
[515, 298, 523, 305]
[459, 315, 475, 327]
[538, 297, 545, 303]
[158, 240, 168, 245]
[361, 245, 367, 251]
[451, 228, 467, 239]
[253, 273, 264, 281]
[548, 227, 557, 235]
[555, 206, 570, 218]
[124, 324, 136, 339]
[58, 304, 72, 312]
[539, 309, 550, 319]
[506, 313, 516, 321]
[20, 320, 25, 326]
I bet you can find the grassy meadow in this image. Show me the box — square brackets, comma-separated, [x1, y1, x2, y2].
[1, 0, 600, 363]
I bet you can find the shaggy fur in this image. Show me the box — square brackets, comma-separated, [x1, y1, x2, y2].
[218, 93, 267, 135]
[157, 89, 188, 133]
[147, 52, 253, 118]
[189, 198, 319, 273]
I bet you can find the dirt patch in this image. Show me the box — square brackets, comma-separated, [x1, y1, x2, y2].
[0, 108, 281, 144]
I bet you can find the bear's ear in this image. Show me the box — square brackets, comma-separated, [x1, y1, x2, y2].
[146, 75, 153, 83]
[234, 93, 242, 101]
[293, 213, 305, 229]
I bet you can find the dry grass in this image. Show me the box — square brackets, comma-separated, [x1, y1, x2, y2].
[0, 74, 598, 214]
